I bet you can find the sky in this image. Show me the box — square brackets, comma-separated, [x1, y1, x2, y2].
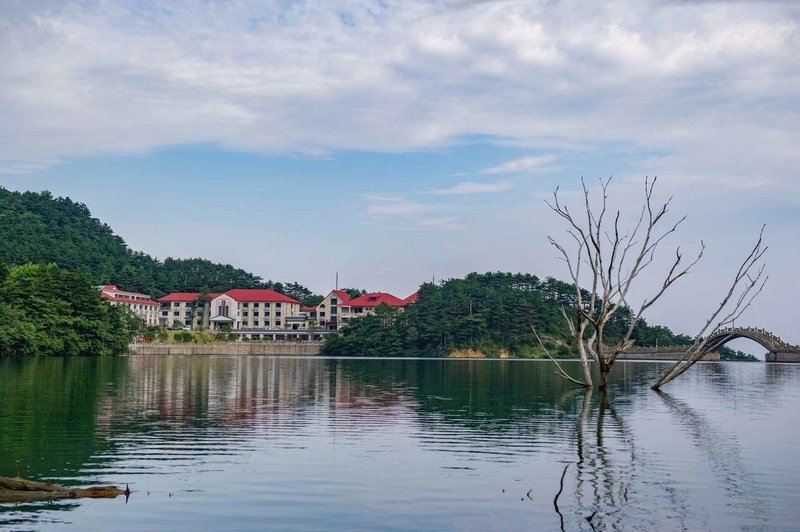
[0, 0, 798, 350]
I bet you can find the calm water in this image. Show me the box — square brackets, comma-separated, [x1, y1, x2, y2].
[1, 356, 799, 531]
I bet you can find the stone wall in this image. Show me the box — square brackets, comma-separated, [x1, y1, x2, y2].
[765, 351, 800, 363]
[616, 350, 720, 361]
[129, 342, 323, 356]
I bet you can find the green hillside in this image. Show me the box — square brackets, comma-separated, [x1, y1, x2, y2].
[322, 272, 696, 358]
[0, 187, 316, 300]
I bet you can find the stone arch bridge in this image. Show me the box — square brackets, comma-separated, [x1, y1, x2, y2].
[619, 327, 800, 363]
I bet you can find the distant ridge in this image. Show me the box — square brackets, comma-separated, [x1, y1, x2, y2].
[0, 187, 315, 301]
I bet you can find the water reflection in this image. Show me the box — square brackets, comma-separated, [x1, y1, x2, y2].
[0, 356, 798, 530]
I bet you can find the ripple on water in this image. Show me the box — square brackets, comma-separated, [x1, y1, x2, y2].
[1, 357, 799, 530]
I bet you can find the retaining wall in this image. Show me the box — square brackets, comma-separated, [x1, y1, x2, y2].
[765, 351, 800, 363]
[129, 343, 322, 356]
[616, 350, 720, 361]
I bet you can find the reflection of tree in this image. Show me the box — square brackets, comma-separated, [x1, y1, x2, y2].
[0, 357, 128, 527]
[0, 356, 129, 480]
[563, 389, 692, 531]
[655, 390, 767, 527]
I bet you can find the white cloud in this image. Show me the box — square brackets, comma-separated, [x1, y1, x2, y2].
[481, 155, 556, 175]
[363, 195, 430, 217]
[0, 0, 796, 190]
[431, 181, 512, 195]
[360, 193, 463, 230]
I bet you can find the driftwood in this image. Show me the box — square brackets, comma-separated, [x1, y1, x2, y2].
[0, 476, 130, 504]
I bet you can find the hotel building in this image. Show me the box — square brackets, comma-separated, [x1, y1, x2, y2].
[99, 285, 159, 327]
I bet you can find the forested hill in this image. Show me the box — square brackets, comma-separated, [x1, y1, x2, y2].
[322, 272, 695, 358]
[0, 188, 316, 300]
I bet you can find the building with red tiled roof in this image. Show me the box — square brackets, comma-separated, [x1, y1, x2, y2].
[98, 285, 159, 327]
[403, 292, 419, 304]
[308, 290, 355, 331]
[157, 292, 222, 329]
[223, 289, 301, 304]
[336, 291, 417, 328]
[208, 289, 303, 332]
[345, 292, 408, 308]
[158, 292, 221, 303]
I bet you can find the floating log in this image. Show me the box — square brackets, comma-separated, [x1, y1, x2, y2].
[0, 476, 129, 504]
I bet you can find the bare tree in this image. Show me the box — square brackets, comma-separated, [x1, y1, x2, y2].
[651, 228, 767, 389]
[547, 177, 767, 390]
[547, 177, 704, 389]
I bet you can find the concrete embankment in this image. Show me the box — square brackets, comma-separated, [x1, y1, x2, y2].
[616, 350, 720, 361]
[129, 343, 322, 356]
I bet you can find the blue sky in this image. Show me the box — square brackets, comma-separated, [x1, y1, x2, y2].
[1, 0, 798, 350]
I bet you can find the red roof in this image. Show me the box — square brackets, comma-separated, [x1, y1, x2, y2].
[158, 292, 221, 303]
[345, 292, 408, 308]
[223, 289, 301, 304]
[102, 292, 158, 306]
[404, 292, 419, 303]
[332, 290, 352, 303]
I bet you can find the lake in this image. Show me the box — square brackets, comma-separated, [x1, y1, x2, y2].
[1, 355, 799, 530]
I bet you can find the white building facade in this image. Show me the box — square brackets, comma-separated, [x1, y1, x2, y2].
[99, 285, 159, 327]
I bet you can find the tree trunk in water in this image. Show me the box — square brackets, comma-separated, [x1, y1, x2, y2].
[578, 340, 593, 387]
[598, 366, 610, 390]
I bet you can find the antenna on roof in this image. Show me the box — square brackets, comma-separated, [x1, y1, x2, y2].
[335, 271, 339, 290]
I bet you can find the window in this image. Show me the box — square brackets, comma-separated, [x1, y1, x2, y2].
[254, 321, 259, 326]
[219, 306, 229, 317]
[173, 302, 180, 307]
[331, 308, 337, 315]
[319, 311, 326, 317]
[242, 312, 249, 317]
[275, 320, 281, 326]
[331, 298, 338, 304]
[264, 303, 270, 308]
[319, 321, 325, 326]
[275, 303, 281, 308]
[251, 302, 259, 308]
[161, 311, 168, 316]
[243, 302, 249, 308]
[254, 311, 259, 317]
[275, 311, 281, 317]
[173, 311, 179, 316]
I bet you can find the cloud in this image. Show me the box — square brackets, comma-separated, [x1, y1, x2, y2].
[360, 194, 463, 230]
[363, 195, 430, 217]
[481, 155, 556, 175]
[0, 0, 796, 197]
[431, 180, 512, 195]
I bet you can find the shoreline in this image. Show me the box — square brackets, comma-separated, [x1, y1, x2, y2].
[128, 343, 721, 361]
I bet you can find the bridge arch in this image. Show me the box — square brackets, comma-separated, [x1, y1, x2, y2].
[704, 327, 794, 354]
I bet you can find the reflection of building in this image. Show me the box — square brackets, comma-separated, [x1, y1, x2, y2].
[98, 285, 159, 327]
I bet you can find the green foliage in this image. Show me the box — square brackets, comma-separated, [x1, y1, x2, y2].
[0, 188, 322, 302]
[323, 272, 695, 358]
[0, 263, 132, 356]
[719, 346, 759, 361]
[174, 331, 194, 343]
[341, 288, 368, 299]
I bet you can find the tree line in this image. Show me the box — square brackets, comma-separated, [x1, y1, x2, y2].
[0, 261, 135, 356]
[322, 272, 696, 358]
[0, 188, 320, 302]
